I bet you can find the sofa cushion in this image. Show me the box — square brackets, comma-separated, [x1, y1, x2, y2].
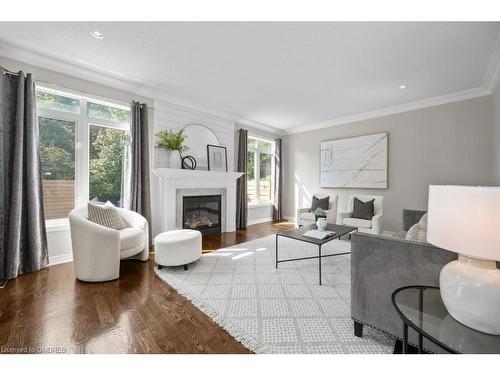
[300, 212, 315, 221]
[351, 198, 375, 220]
[119, 227, 144, 250]
[309, 195, 329, 212]
[343, 217, 372, 229]
[392, 231, 408, 239]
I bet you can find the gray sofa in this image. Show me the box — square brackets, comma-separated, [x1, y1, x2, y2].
[350, 209, 457, 350]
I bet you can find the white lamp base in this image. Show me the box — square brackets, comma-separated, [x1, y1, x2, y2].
[440, 255, 500, 335]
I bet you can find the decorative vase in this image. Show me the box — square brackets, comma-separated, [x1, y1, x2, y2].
[316, 217, 327, 231]
[168, 150, 182, 169]
[439, 255, 500, 335]
[315, 214, 327, 222]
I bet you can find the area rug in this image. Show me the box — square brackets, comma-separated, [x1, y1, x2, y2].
[154, 235, 393, 354]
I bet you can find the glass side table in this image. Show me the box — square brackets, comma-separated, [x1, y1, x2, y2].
[391, 285, 500, 354]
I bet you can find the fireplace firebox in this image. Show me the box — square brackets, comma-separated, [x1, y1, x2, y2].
[182, 195, 222, 236]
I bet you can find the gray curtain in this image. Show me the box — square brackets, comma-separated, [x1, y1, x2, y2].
[236, 129, 248, 229]
[0, 69, 48, 280]
[125, 101, 152, 242]
[273, 137, 283, 221]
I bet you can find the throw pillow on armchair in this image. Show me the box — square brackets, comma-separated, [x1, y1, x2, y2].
[351, 198, 375, 220]
[309, 196, 329, 212]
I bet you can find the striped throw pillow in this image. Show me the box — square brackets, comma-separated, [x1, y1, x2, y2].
[87, 202, 126, 230]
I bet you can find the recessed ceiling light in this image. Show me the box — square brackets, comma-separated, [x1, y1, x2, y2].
[398, 84, 408, 89]
[90, 31, 104, 39]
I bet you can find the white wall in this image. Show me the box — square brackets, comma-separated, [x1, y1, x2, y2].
[151, 99, 236, 236]
[153, 99, 235, 170]
[283, 96, 496, 231]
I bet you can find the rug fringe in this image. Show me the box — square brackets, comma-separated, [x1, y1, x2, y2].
[154, 268, 271, 354]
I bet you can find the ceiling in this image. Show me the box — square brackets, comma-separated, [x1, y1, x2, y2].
[0, 22, 499, 132]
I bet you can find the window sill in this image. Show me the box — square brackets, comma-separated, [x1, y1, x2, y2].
[249, 202, 274, 208]
[46, 219, 70, 233]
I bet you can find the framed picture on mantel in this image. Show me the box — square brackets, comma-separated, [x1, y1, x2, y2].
[207, 144, 228, 172]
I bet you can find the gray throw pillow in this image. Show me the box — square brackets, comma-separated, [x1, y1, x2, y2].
[309, 196, 330, 213]
[88, 202, 126, 230]
[351, 198, 375, 220]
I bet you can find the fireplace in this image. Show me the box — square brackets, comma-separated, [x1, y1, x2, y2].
[182, 195, 222, 235]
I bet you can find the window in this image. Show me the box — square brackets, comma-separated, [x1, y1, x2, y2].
[247, 136, 275, 205]
[37, 86, 130, 222]
[89, 125, 129, 205]
[39, 117, 76, 220]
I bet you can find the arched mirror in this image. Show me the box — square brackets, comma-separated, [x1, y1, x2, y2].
[182, 124, 219, 169]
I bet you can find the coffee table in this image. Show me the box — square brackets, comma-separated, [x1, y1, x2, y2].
[275, 223, 357, 285]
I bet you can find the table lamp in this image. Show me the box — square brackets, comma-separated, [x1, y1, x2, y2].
[427, 185, 500, 335]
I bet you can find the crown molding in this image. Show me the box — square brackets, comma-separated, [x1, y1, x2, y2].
[0, 39, 157, 97]
[1, 38, 497, 138]
[284, 86, 491, 135]
[483, 30, 500, 93]
[0, 40, 285, 135]
[286, 33, 500, 134]
[234, 118, 286, 135]
[154, 96, 285, 135]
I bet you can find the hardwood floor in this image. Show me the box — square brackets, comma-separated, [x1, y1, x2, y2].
[0, 220, 294, 354]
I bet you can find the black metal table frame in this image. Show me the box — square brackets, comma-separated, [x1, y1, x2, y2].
[275, 229, 356, 285]
[391, 285, 459, 354]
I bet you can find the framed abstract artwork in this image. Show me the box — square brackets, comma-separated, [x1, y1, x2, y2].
[320, 132, 388, 189]
[207, 144, 228, 172]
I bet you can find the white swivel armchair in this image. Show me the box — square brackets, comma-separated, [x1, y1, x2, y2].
[69, 206, 149, 282]
[337, 195, 384, 235]
[296, 194, 338, 226]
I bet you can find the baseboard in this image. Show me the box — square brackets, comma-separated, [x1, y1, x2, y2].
[48, 253, 73, 266]
[247, 217, 273, 226]
[247, 216, 297, 226]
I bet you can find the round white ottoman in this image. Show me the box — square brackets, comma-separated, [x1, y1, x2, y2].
[154, 229, 202, 270]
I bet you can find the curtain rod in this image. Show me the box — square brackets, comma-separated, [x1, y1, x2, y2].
[2, 71, 154, 110]
[0, 66, 20, 76]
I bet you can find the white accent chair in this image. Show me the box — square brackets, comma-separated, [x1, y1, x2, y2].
[69, 206, 149, 282]
[154, 229, 202, 270]
[337, 195, 384, 235]
[296, 194, 338, 227]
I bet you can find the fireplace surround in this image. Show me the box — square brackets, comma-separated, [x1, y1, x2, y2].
[153, 168, 243, 236]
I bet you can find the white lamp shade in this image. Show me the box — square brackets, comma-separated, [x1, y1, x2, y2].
[427, 185, 500, 261]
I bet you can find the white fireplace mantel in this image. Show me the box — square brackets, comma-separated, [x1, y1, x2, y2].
[153, 168, 244, 233]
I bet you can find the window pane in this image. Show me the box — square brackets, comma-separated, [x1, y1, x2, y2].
[259, 153, 272, 202]
[247, 151, 257, 204]
[87, 102, 130, 122]
[89, 125, 130, 206]
[258, 139, 273, 154]
[39, 117, 76, 220]
[36, 91, 80, 113]
[248, 137, 258, 151]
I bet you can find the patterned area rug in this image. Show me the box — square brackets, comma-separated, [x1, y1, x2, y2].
[154, 234, 393, 353]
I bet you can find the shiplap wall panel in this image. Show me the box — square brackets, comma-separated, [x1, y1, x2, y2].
[153, 100, 235, 170]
